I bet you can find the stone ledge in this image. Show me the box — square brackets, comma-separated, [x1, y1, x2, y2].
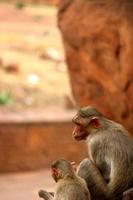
[0, 109, 87, 172]
[0, 108, 76, 124]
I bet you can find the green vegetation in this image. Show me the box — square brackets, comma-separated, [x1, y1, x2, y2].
[0, 91, 13, 105]
[16, 1, 25, 9]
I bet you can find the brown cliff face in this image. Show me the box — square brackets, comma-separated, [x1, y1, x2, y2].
[58, 0, 133, 133]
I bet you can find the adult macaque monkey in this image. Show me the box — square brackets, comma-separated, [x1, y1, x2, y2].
[38, 159, 91, 200]
[72, 106, 133, 200]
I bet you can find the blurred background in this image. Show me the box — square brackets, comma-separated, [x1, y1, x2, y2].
[0, 0, 133, 200]
[0, 0, 72, 112]
[0, 1, 85, 200]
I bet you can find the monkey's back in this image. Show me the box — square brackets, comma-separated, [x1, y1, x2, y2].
[54, 176, 91, 200]
[89, 121, 133, 193]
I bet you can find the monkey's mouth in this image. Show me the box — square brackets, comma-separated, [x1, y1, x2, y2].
[73, 132, 88, 141]
[72, 125, 88, 141]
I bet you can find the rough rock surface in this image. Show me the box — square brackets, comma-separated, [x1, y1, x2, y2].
[58, 0, 133, 134]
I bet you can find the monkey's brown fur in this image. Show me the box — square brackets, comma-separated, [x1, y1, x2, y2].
[72, 106, 133, 200]
[39, 159, 91, 200]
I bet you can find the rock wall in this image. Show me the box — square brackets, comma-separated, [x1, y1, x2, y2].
[0, 120, 87, 172]
[58, 0, 133, 133]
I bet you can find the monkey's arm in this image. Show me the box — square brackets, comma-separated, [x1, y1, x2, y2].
[77, 158, 107, 198]
[38, 190, 53, 200]
[77, 158, 125, 199]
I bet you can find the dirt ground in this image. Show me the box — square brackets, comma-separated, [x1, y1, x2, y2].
[0, 3, 74, 113]
[0, 169, 55, 200]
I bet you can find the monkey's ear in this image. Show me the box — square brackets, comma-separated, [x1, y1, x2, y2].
[90, 117, 101, 128]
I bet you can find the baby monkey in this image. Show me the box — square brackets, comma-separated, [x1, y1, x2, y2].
[38, 159, 91, 200]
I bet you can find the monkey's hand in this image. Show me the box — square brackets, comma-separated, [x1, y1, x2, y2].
[38, 190, 46, 198]
[38, 190, 53, 200]
[71, 161, 78, 171]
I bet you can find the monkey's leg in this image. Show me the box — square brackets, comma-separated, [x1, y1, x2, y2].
[38, 190, 53, 200]
[77, 158, 123, 200]
[77, 158, 108, 199]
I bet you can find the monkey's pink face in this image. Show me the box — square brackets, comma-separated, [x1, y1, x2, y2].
[72, 115, 100, 141]
[72, 123, 89, 140]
